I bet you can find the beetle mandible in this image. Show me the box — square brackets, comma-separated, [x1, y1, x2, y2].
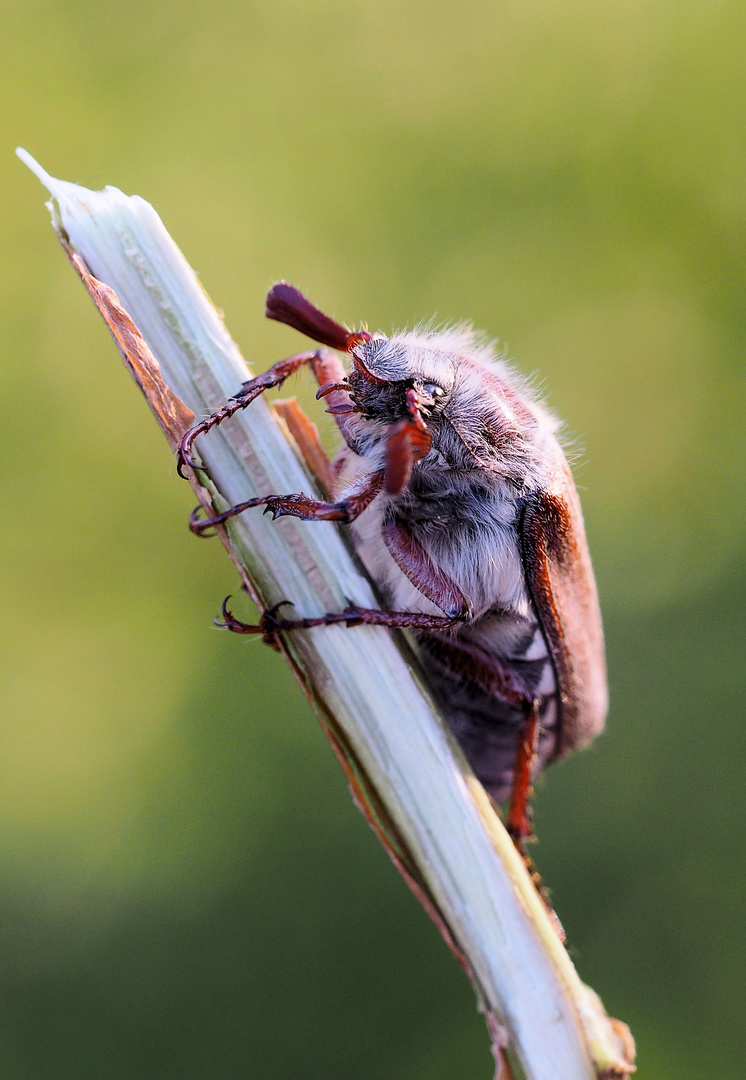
[177, 284, 607, 840]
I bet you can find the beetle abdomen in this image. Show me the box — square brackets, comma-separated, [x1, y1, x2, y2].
[417, 618, 558, 802]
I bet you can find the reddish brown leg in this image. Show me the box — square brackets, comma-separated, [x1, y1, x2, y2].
[176, 349, 320, 477]
[310, 350, 362, 450]
[218, 597, 465, 644]
[504, 701, 567, 942]
[506, 700, 539, 846]
[189, 472, 384, 536]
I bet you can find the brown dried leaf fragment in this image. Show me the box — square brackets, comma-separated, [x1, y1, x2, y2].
[63, 247, 195, 449]
[272, 396, 337, 497]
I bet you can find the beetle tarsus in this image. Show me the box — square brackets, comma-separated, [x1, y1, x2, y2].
[175, 349, 320, 479]
[315, 380, 350, 399]
[261, 492, 351, 522]
[218, 597, 464, 645]
[215, 597, 295, 649]
[188, 492, 354, 533]
[190, 496, 280, 534]
[189, 505, 217, 537]
[176, 396, 247, 478]
[191, 473, 386, 533]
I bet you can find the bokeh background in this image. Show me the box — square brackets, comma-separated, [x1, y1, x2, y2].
[1, 1, 745, 1076]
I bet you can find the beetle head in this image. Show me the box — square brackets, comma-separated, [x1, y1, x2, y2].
[347, 336, 460, 494]
[347, 335, 454, 415]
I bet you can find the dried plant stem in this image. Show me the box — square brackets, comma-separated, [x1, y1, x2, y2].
[18, 149, 635, 1080]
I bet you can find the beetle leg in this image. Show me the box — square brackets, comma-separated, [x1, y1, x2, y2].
[384, 517, 471, 620]
[506, 705, 567, 944]
[309, 349, 362, 451]
[217, 596, 465, 642]
[506, 700, 540, 845]
[189, 472, 384, 536]
[384, 418, 432, 495]
[503, 701, 566, 939]
[176, 349, 320, 477]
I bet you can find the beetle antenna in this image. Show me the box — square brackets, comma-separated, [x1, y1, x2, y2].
[266, 283, 369, 352]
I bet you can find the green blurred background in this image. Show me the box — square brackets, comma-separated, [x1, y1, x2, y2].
[1, 0, 745, 1076]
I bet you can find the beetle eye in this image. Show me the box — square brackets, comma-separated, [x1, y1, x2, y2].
[422, 382, 444, 398]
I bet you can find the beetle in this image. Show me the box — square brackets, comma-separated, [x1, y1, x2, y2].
[177, 284, 607, 841]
